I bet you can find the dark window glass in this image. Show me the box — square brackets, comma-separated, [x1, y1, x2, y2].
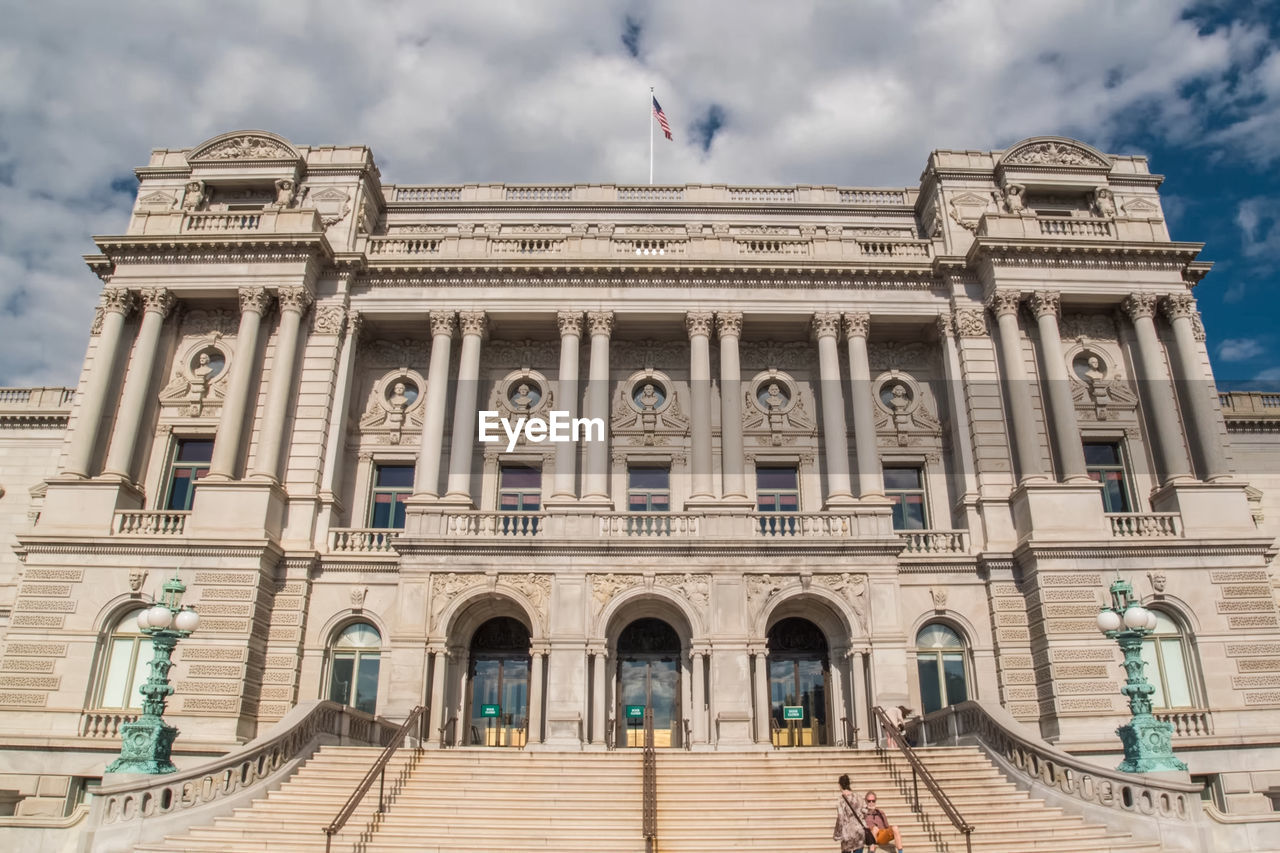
[165, 439, 214, 511]
[1084, 442, 1131, 513]
[756, 467, 798, 490]
[628, 467, 670, 512]
[885, 466, 928, 530]
[369, 464, 414, 528]
[499, 466, 541, 512]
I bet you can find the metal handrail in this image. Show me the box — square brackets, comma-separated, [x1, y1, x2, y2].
[840, 716, 859, 747]
[872, 705, 973, 853]
[642, 707, 657, 852]
[323, 705, 427, 853]
[439, 715, 456, 747]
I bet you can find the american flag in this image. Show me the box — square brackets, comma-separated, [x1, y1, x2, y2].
[652, 95, 673, 141]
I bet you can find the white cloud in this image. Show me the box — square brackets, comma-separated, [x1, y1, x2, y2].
[1217, 337, 1266, 362]
[0, 0, 1277, 383]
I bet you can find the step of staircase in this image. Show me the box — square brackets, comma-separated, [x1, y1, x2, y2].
[136, 745, 1165, 853]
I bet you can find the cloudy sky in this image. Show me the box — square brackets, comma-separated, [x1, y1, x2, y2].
[1, 0, 1277, 386]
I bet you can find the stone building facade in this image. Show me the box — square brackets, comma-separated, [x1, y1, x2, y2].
[1, 131, 1278, 817]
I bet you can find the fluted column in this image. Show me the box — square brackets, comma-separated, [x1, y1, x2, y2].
[414, 311, 456, 497]
[444, 311, 487, 503]
[828, 656, 846, 746]
[687, 311, 716, 501]
[102, 288, 175, 480]
[812, 313, 855, 505]
[717, 313, 747, 500]
[527, 649, 545, 744]
[1028, 291, 1089, 482]
[552, 311, 583, 499]
[988, 290, 1047, 482]
[752, 648, 771, 742]
[208, 287, 272, 479]
[691, 649, 707, 744]
[843, 312, 883, 498]
[582, 311, 614, 502]
[319, 310, 361, 497]
[937, 314, 979, 499]
[1163, 295, 1230, 481]
[65, 288, 135, 478]
[1123, 293, 1193, 484]
[251, 286, 312, 481]
[591, 649, 607, 744]
[428, 645, 448, 744]
[851, 650, 869, 745]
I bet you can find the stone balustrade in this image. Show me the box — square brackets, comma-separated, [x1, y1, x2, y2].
[80, 711, 138, 738]
[599, 513, 700, 537]
[385, 183, 915, 206]
[113, 510, 189, 536]
[0, 386, 74, 408]
[328, 528, 400, 553]
[126, 208, 323, 237]
[898, 529, 971, 555]
[1156, 709, 1214, 738]
[1107, 512, 1183, 538]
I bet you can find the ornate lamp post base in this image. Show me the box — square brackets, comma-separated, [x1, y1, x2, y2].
[1116, 714, 1188, 773]
[105, 718, 180, 774]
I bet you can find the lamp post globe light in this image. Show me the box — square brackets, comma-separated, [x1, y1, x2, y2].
[106, 572, 200, 775]
[1096, 575, 1186, 774]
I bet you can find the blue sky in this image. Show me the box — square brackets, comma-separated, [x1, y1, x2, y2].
[0, 0, 1277, 386]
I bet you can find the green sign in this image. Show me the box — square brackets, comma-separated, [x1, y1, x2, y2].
[625, 704, 645, 719]
[480, 704, 500, 718]
[782, 705, 804, 721]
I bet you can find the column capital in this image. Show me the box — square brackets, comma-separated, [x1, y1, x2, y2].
[685, 311, 714, 338]
[986, 289, 1024, 318]
[715, 311, 743, 339]
[458, 310, 487, 338]
[1028, 290, 1062, 320]
[140, 287, 176, 318]
[429, 310, 457, 337]
[810, 312, 842, 339]
[935, 312, 955, 338]
[346, 310, 364, 340]
[954, 309, 989, 338]
[556, 310, 583, 337]
[1161, 293, 1196, 322]
[238, 286, 272, 315]
[1122, 292, 1159, 322]
[843, 311, 871, 340]
[276, 286, 313, 314]
[101, 287, 136, 318]
[586, 310, 615, 337]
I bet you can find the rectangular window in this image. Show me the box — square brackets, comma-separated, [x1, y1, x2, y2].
[1191, 775, 1227, 812]
[164, 438, 214, 511]
[628, 467, 671, 512]
[499, 465, 542, 511]
[369, 464, 415, 529]
[756, 466, 799, 512]
[885, 466, 928, 530]
[1084, 442, 1132, 513]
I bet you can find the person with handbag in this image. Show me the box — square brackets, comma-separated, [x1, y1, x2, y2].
[832, 774, 874, 853]
[863, 790, 905, 853]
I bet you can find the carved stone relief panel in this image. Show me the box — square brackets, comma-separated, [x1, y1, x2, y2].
[159, 336, 232, 418]
[742, 369, 814, 446]
[612, 369, 688, 447]
[871, 370, 942, 447]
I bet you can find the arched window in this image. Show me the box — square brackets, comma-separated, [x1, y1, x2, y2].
[327, 623, 381, 715]
[916, 623, 969, 714]
[1141, 610, 1197, 709]
[95, 609, 155, 710]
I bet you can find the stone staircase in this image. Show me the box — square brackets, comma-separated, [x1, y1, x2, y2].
[134, 745, 1164, 853]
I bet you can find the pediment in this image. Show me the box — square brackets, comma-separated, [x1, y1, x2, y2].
[137, 190, 175, 208]
[310, 187, 349, 203]
[188, 131, 301, 162]
[1000, 137, 1111, 169]
[1122, 198, 1160, 216]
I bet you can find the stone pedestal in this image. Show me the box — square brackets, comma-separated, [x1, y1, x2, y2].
[36, 478, 144, 534]
[1010, 481, 1106, 542]
[187, 479, 287, 539]
[1150, 481, 1257, 537]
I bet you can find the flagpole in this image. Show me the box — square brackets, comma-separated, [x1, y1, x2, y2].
[649, 86, 654, 185]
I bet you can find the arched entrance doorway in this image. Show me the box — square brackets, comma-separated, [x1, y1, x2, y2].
[768, 617, 830, 747]
[616, 618, 682, 748]
[467, 617, 530, 747]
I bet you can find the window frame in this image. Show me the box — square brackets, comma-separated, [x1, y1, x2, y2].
[162, 436, 215, 511]
[884, 464, 929, 530]
[1083, 440, 1135, 513]
[627, 465, 671, 512]
[498, 463, 543, 513]
[367, 462, 416, 529]
[755, 464, 800, 514]
[1141, 609, 1201, 711]
[92, 608, 155, 711]
[325, 622, 383, 715]
[914, 622, 971, 715]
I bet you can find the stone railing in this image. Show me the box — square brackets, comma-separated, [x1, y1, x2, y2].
[385, 183, 914, 206]
[394, 186, 462, 202]
[445, 512, 543, 537]
[916, 701, 1205, 851]
[599, 513, 700, 537]
[490, 237, 564, 255]
[0, 386, 75, 408]
[80, 711, 138, 738]
[617, 185, 685, 201]
[1107, 512, 1183, 538]
[736, 239, 810, 256]
[128, 209, 324, 237]
[839, 189, 907, 205]
[729, 186, 795, 202]
[978, 213, 1117, 241]
[504, 185, 572, 201]
[615, 238, 686, 256]
[328, 528, 400, 553]
[898, 529, 970, 555]
[1037, 218, 1114, 238]
[367, 236, 441, 255]
[752, 512, 889, 539]
[83, 700, 399, 853]
[1156, 709, 1213, 738]
[856, 239, 932, 259]
[113, 510, 190, 536]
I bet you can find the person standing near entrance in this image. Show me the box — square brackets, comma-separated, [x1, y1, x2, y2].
[833, 774, 870, 853]
[863, 790, 905, 853]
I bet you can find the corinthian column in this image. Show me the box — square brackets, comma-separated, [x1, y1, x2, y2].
[988, 290, 1047, 482]
[717, 312, 747, 501]
[1162, 295, 1230, 481]
[444, 311, 487, 503]
[250, 286, 313, 481]
[319, 310, 361, 498]
[843, 312, 883, 498]
[582, 311, 614, 503]
[65, 288, 135, 478]
[812, 313, 855, 506]
[1028, 291, 1089, 482]
[208, 287, 272, 480]
[687, 311, 716, 501]
[1123, 293, 1192, 485]
[414, 311, 456, 497]
[102, 288, 176, 480]
[551, 311, 583, 500]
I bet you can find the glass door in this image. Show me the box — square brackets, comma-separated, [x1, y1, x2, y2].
[467, 617, 531, 747]
[767, 617, 830, 747]
[615, 618, 683, 748]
